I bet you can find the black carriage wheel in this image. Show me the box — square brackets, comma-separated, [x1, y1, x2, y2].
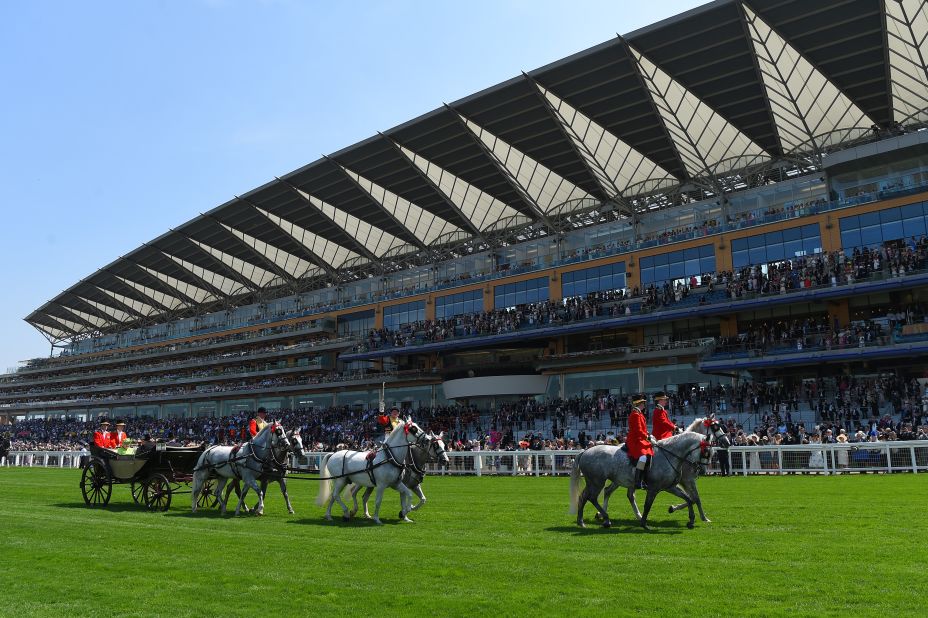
[197, 478, 218, 509]
[131, 482, 144, 505]
[144, 473, 172, 512]
[80, 457, 112, 508]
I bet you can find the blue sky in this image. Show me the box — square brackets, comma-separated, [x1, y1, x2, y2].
[0, 0, 702, 373]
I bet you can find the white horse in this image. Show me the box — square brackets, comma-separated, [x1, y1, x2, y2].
[569, 417, 729, 530]
[191, 422, 291, 516]
[316, 419, 423, 524]
[598, 416, 730, 525]
[224, 428, 304, 514]
[349, 430, 448, 519]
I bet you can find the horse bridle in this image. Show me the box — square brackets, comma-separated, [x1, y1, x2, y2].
[405, 433, 447, 476]
[656, 421, 724, 480]
[248, 423, 291, 470]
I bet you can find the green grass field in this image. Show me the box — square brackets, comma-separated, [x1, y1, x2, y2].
[1, 468, 926, 617]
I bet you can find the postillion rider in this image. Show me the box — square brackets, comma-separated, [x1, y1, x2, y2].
[248, 407, 269, 438]
[651, 391, 677, 440]
[627, 395, 658, 490]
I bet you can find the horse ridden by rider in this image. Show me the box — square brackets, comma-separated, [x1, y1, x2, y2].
[223, 428, 305, 514]
[569, 414, 730, 530]
[190, 421, 293, 516]
[348, 430, 448, 519]
[316, 418, 426, 524]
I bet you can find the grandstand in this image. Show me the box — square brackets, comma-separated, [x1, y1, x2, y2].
[4, 0, 928, 443]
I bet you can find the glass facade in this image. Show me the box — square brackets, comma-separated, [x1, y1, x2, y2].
[494, 277, 549, 309]
[562, 262, 626, 298]
[839, 203, 928, 251]
[383, 301, 425, 330]
[731, 223, 821, 268]
[639, 245, 715, 285]
[338, 309, 375, 336]
[435, 289, 483, 319]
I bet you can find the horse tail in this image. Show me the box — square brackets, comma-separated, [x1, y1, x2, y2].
[568, 452, 584, 515]
[315, 452, 334, 507]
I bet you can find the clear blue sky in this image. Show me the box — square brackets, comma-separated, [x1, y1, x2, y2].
[0, 0, 703, 373]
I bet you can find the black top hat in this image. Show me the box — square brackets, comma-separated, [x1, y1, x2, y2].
[654, 391, 669, 400]
[257, 407, 267, 415]
[631, 394, 647, 405]
[99, 419, 110, 426]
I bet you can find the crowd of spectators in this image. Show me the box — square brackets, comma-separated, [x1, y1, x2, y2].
[5, 380, 927, 456]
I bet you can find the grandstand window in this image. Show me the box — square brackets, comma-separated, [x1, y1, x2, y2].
[639, 245, 714, 286]
[383, 301, 425, 330]
[840, 204, 928, 252]
[493, 276, 549, 309]
[435, 289, 483, 319]
[730, 224, 821, 268]
[561, 262, 626, 297]
[338, 309, 375, 336]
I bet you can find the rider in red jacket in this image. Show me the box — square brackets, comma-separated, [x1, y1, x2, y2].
[651, 391, 676, 440]
[627, 395, 655, 490]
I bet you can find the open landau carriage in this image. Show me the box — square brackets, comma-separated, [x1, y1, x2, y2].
[80, 442, 218, 511]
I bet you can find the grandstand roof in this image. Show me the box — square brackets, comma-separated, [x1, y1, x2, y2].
[27, 0, 928, 342]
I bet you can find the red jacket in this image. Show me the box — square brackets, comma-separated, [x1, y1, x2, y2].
[626, 408, 653, 458]
[93, 431, 114, 449]
[111, 430, 127, 447]
[651, 405, 675, 440]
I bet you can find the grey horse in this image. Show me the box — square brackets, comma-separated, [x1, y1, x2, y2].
[348, 431, 448, 518]
[224, 428, 305, 514]
[599, 416, 730, 526]
[568, 417, 728, 530]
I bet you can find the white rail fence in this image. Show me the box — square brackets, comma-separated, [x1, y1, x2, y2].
[5, 441, 928, 475]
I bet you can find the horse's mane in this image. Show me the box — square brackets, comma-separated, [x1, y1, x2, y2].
[684, 418, 707, 433]
[660, 429, 704, 448]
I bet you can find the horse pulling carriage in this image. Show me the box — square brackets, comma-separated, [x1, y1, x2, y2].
[80, 442, 218, 511]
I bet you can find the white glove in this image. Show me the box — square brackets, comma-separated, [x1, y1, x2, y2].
[648, 435, 658, 446]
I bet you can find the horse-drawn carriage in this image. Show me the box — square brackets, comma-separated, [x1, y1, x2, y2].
[80, 443, 217, 511]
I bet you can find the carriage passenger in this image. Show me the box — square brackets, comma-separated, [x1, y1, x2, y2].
[93, 420, 114, 449]
[111, 420, 128, 447]
[627, 396, 656, 490]
[651, 391, 676, 440]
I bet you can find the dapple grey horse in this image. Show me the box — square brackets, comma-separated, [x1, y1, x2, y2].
[191, 422, 291, 516]
[599, 416, 730, 525]
[316, 419, 423, 524]
[224, 428, 305, 514]
[348, 431, 448, 519]
[569, 417, 728, 530]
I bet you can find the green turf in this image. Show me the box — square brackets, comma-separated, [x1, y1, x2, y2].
[1, 469, 926, 617]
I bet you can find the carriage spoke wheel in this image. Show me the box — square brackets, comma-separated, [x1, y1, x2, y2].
[131, 482, 144, 505]
[144, 473, 172, 512]
[80, 457, 112, 508]
[197, 478, 218, 508]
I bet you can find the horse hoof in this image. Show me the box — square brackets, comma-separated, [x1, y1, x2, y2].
[578, 521, 586, 528]
[324, 515, 332, 521]
[602, 520, 612, 528]
[641, 522, 651, 531]
[288, 509, 295, 515]
[687, 521, 695, 529]
[593, 512, 603, 521]
[402, 517, 414, 523]
[668, 506, 674, 514]
[374, 519, 383, 525]
[342, 515, 350, 522]
[703, 518, 712, 523]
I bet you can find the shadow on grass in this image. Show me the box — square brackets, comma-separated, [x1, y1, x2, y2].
[52, 502, 147, 513]
[546, 519, 686, 535]
[287, 517, 408, 527]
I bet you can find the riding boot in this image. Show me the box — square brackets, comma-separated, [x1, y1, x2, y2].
[633, 468, 647, 490]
